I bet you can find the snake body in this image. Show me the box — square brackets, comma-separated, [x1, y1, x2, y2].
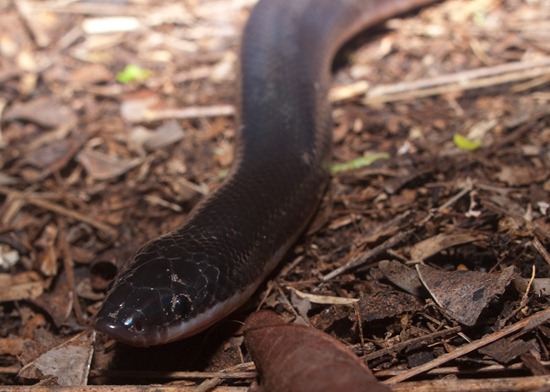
[94, 0, 435, 347]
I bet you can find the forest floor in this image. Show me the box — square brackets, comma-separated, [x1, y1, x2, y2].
[0, 0, 549, 390]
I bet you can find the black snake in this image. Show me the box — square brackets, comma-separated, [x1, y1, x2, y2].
[94, 0, 436, 347]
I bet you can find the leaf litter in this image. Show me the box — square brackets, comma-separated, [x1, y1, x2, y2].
[0, 0, 548, 390]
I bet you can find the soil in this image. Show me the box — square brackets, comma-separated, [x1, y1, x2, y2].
[0, 0, 548, 390]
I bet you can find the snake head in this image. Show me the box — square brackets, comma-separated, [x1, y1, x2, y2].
[93, 234, 253, 347]
[93, 264, 196, 347]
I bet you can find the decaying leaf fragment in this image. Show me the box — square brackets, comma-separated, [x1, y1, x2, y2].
[479, 337, 537, 364]
[417, 264, 516, 326]
[244, 310, 389, 392]
[18, 330, 94, 386]
[410, 232, 488, 262]
[76, 149, 143, 180]
[4, 97, 75, 128]
[378, 260, 423, 296]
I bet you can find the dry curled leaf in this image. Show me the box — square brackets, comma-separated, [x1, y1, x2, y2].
[244, 310, 390, 392]
[18, 330, 94, 386]
[417, 264, 516, 326]
[410, 232, 488, 261]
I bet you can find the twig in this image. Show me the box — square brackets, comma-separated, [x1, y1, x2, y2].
[434, 179, 474, 213]
[143, 104, 235, 122]
[520, 265, 536, 309]
[376, 361, 550, 378]
[331, 57, 550, 104]
[363, 326, 462, 362]
[14, 0, 52, 47]
[0, 186, 117, 238]
[89, 369, 256, 380]
[323, 229, 414, 281]
[33, 2, 144, 16]
[532, 237, 550, 266]
[365, 57, 550, 103]
[59, 220, 85, 325]
[0, 387, 248, 392]
[384, 308, 550, 384]
[391, 375, 550, 392]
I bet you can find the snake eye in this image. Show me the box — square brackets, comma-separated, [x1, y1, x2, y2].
[124, 316, 144, 333]
[166, 295, 193, 320]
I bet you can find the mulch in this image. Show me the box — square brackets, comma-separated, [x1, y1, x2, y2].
[0, 0, 548, 390]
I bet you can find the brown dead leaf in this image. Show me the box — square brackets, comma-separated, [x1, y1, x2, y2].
[0, 272, 44, 302]
[69, 63, 114, 87]
[479, 338, 537, 364]
[496, 165, 538, 186]
[390, 188, 417, 209]
[22, 137, 81, 173]
[244, 310, 389, 392]
[32, 270, 76, 327]
[417, 264, 516, 326]
[148, 120, 185, 150]
[129, 120, 185, 153]
[18, 330, 94, 386]
[76, 149, 143, 180]
[4, 97, 75, 128]
[378, 260, 423, 296]
[410, 232, 488, 261]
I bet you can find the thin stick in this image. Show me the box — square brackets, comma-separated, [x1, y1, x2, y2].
[363, 326, 462, 362]
[331, 57, 550, 103]
[366, 58, 550, 101]
[323, 229, 414, 281]
[532, 237, 550, 266]
[59, 220, 85, 324]
[391, 375, 550, 392]
[0, 186, 117, 238]
[384, 308, 550, 384]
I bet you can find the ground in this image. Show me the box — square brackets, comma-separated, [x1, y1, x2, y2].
[0, 0, 549, 390]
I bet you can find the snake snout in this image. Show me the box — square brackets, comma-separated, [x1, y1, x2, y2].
[94, 285, 179, 347]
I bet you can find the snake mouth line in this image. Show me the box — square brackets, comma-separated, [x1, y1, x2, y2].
[94, 284, 260, 347]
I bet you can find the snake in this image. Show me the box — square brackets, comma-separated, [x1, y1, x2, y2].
[94, 0, 437, 347]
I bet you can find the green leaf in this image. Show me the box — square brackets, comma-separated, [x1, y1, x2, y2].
[453, 134, 481, 151]
[330, 152, 390, 174]
[116, 64, 151, 84]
